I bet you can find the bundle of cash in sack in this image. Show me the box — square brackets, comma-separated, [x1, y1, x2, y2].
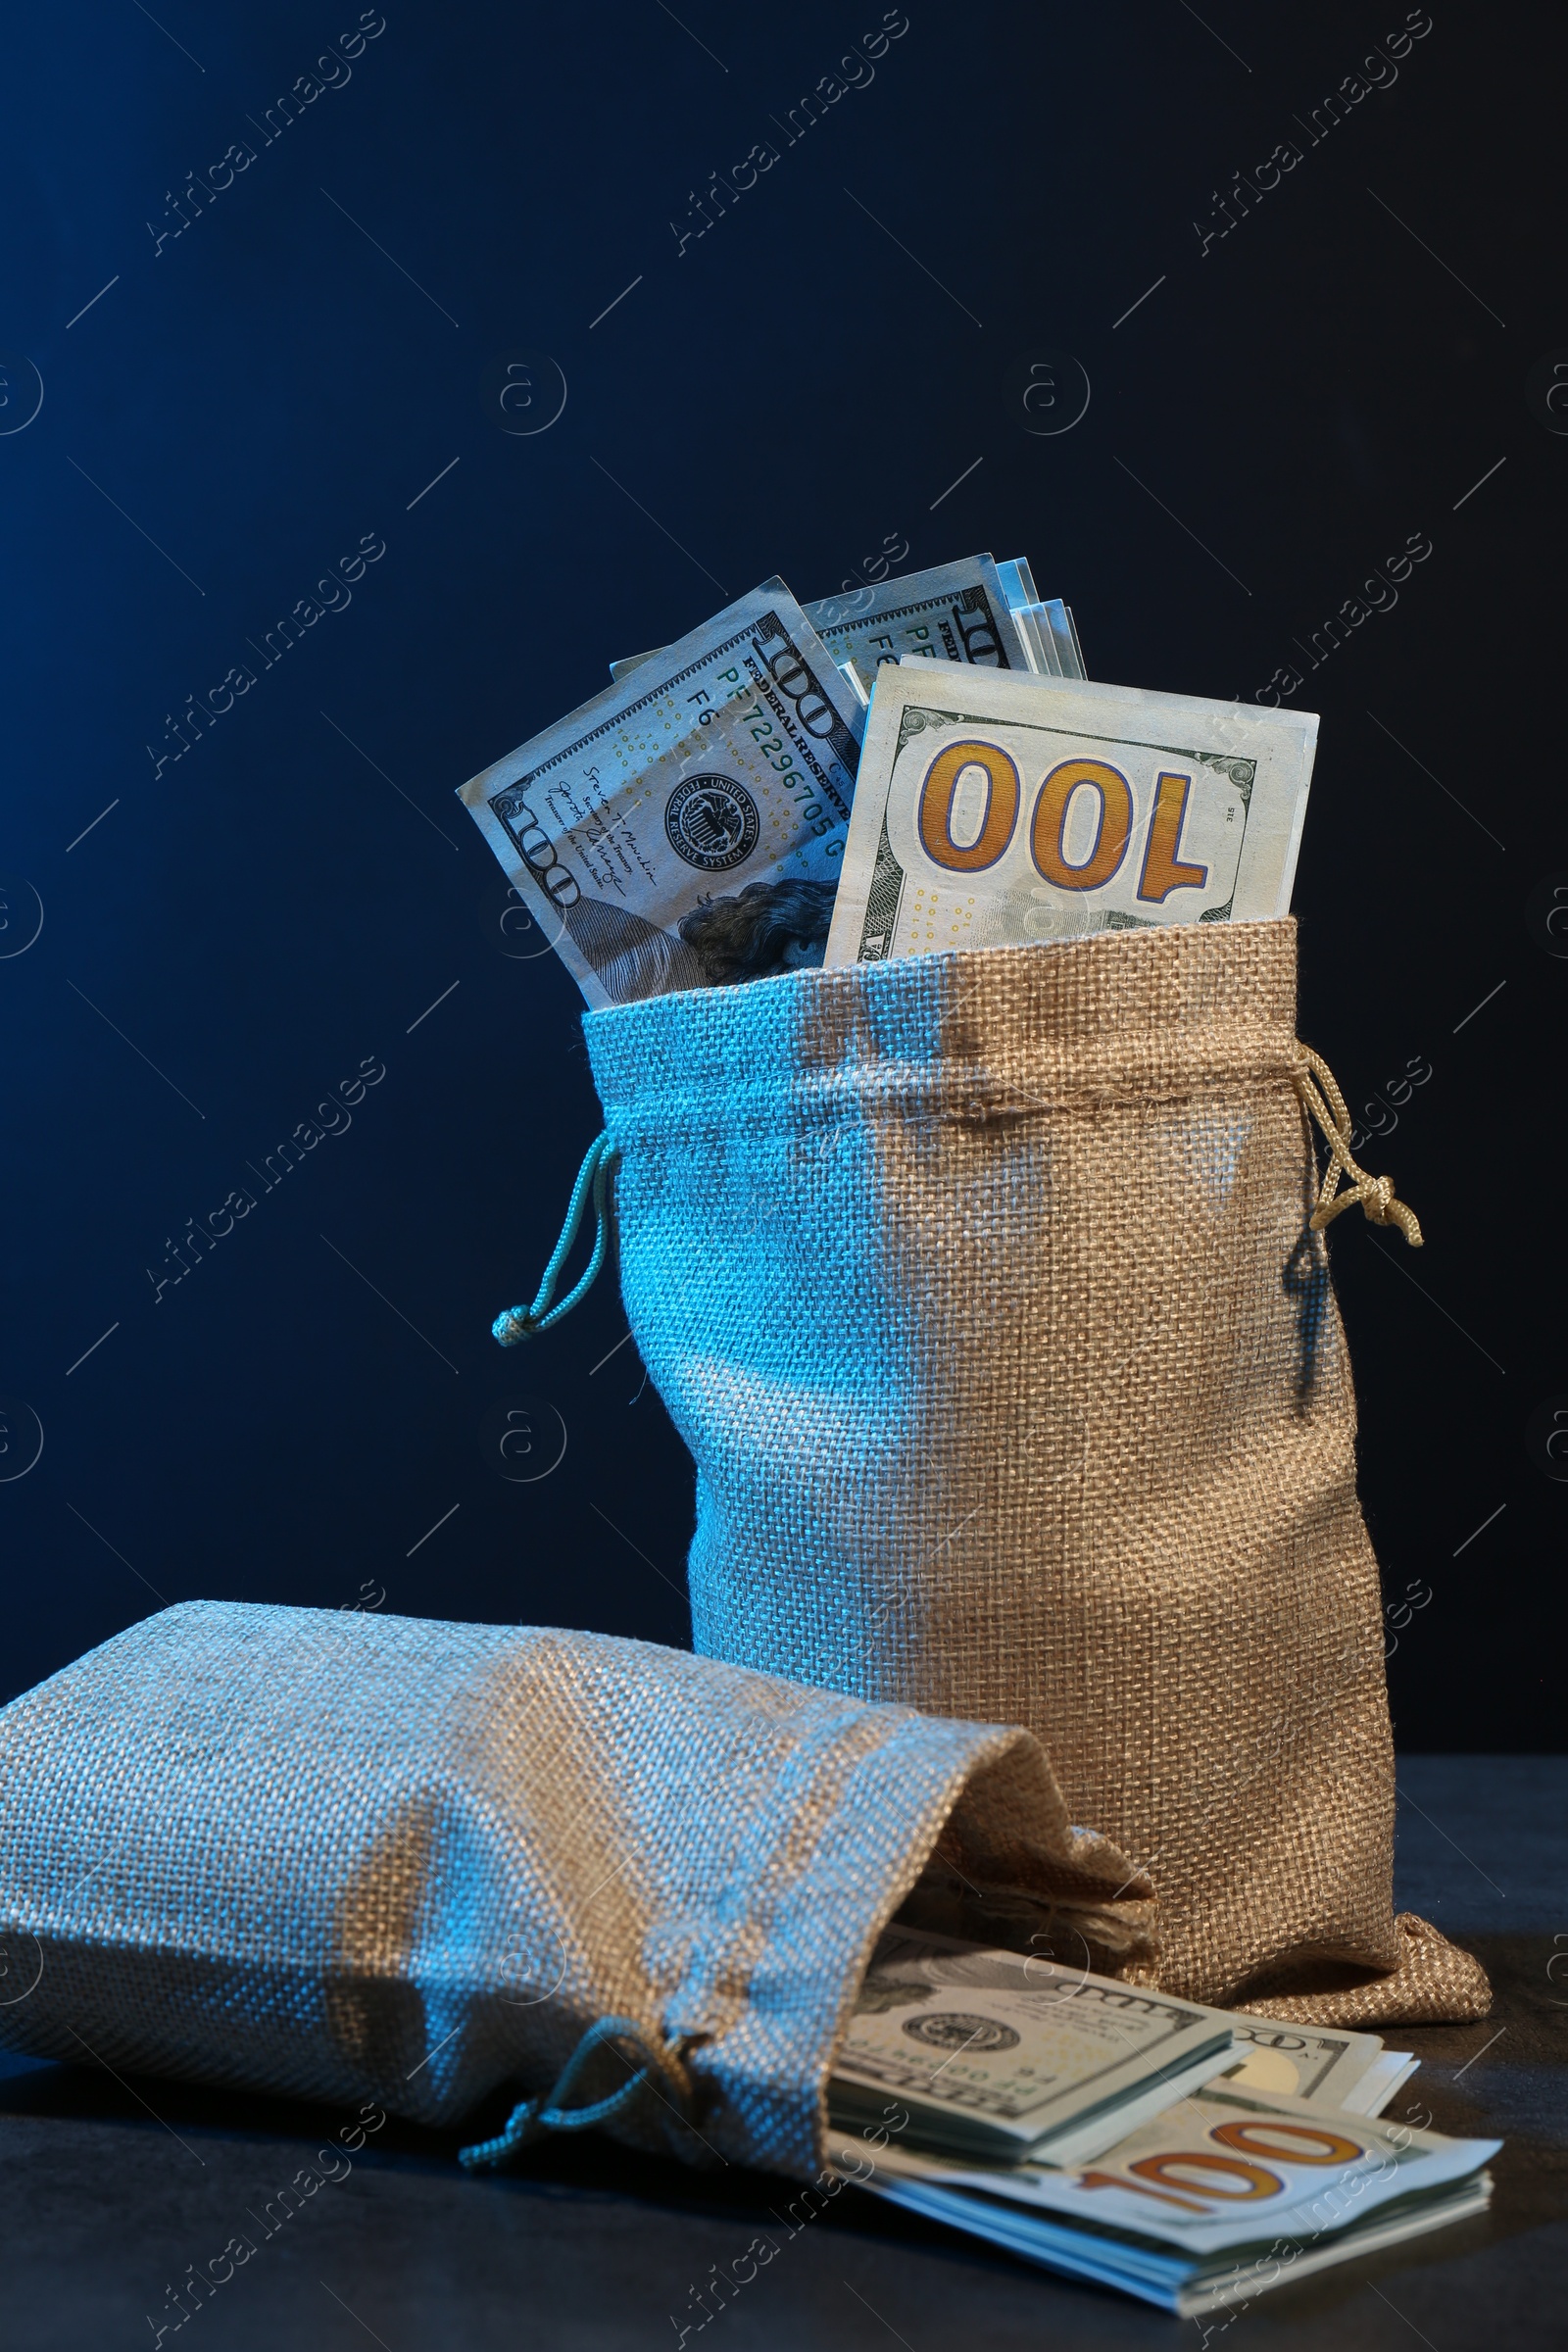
[823, 1928, 1496, 2318]
[457, 554, 1318, 1007]
[455, 567, 1499, 2309]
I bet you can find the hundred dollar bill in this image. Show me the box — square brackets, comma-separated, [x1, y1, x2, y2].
[457, 579, 863, 1009]
[800, 553, 1081, 684]
[609, 554, 1086, 690]
[826, 2083, 1496, 2317]
[828, 1930, 1396, 2168]
[830, 1930, 1236, 2164]
[824, 666, 1317, 968]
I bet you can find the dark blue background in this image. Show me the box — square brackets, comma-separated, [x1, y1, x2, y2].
[2, 0, 1561, 1746]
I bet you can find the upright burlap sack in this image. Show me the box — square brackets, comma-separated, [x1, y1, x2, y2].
[0, 1601, 1152, 2179]
[580, 919, 1489, 2025]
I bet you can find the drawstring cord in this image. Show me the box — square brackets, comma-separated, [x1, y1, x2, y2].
[457, 2014, 695, 2173]
[1291, 1046, 1423, 1247]
[492, 1043, 1419, 1351]
[492, 1132, 619, 1347]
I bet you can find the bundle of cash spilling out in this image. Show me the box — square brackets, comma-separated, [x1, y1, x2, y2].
[457, 554, 1319, 1007]
[823, 1929, 1498, 2319]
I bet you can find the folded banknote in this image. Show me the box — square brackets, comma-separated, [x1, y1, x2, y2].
[609, 553, 1085, 690]
[824, 1931, 1457, 2317]
[828, 2082, 1494, 2319]
[457, 578, 863, 1008]
[828, 1930, 1402, 2168]
[823, 665, 1318, 968]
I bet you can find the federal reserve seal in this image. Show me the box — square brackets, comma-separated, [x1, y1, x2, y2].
[664, 775, 760, 872]
[902, 2011, 1020, 2052]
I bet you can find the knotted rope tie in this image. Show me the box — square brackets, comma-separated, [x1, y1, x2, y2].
[492, 1131, 620, 1346]
[457, 2014, 695, 2174]
[1291, 1045, 1423, 1247]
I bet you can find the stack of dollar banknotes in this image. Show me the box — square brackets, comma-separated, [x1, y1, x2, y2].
[458, 553, 1320, 1003]
[823, 1929, 1498, 2319]
[457, 558, 1500, 2310]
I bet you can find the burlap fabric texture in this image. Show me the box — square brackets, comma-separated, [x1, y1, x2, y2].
[0, 1600, 1153, 2180]
[582, 918, 1490, 2027]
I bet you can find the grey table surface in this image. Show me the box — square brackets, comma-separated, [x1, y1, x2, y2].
[2, 1756, 1563, 2351]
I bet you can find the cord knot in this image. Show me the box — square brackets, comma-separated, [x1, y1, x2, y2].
[1291, 1046, 1423, 1248]
[457, 2015, 697, 2174]
[1364, 1173, 1397, 1224]
[492, 1133, 621, 1346]
[492, 1305, 539, 1348]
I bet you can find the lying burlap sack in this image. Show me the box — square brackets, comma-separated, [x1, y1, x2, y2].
[577, 918, 1488, 2025]
[0, 1600, 1152, 2178]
